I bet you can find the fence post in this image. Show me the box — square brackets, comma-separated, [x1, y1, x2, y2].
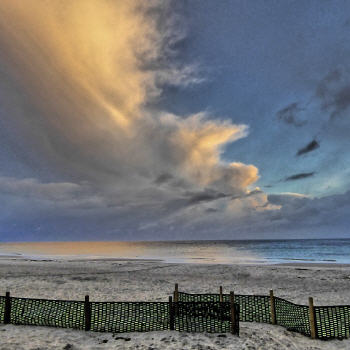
[174, 283, 179, 301]
[230, 291, 237, 335]
[169, 296, 175, 330]
[84, 295, 91, 331]
[174, 283, 179, 316]
[4, 291, 11, 324]
[219, 286, 224, 321]
[270, 290, 276, 325]
[219, 286, 223, 302]
[308, 297, 316, 339]
[234, 304, 240, 337]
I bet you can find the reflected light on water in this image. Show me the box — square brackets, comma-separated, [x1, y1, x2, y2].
[0, 241, 264, 264]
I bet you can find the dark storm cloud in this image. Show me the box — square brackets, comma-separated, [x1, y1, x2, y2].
[285, 172, 315, 181]
[296, 140, 320, 156]
[276, 103, 306, 127]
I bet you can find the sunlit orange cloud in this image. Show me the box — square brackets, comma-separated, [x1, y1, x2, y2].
[0, 0, 158, 132]
[161, 113, 250, 190]
[0, 0, 270, 227]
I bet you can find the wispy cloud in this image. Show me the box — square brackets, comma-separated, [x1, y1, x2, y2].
[276, 102, 306, 127]
[316, 69, 350, 119]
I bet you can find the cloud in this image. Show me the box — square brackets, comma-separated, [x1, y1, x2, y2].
[150, 189, 350, 240]
[285, 172, 315, 181]
[0, 1, 250, 191]
[316, 69, 350, 119]
[263, 191, 350, 237]
[263, 184, 273, 188]
[276, 102, 306, 127]
[296, 140, 320, 156]
[154, 173, 174, 185]
[0, 0, 268, 240]
[2, 173, 350, 241]
[268, 192, 310, 205]
[0, 177, 81, 201]
[186, 189, 228, 205]
[205, 208, 218, 213]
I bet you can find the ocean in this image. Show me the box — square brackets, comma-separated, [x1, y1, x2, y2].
[1, 238, 350, 264]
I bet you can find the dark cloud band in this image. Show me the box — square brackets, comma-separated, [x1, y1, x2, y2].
[285, 172, 315, 181]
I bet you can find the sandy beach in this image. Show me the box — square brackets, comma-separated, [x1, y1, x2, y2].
[0, 258, 350, 349]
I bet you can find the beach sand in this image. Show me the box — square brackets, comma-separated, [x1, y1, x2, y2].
[1, 258, 350, 349]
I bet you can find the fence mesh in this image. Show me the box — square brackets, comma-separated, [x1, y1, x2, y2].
[0, 296, 239, 335]
[10, 297, 85, 330]
[0, 296, 4, 323]
[175, 301, 238, 333]
[177, 293, 221, 303]
[178, 292, 270, 323]
[227, 295, 270, 323]
[90, 302, 169, 333]
[3, 292, 350, 340]
[177, 292, 313, 338]
[274, 297, 310, 336]
[315, 306, 350, 340]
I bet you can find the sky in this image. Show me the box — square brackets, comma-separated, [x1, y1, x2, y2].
[1, 0, 350, 241]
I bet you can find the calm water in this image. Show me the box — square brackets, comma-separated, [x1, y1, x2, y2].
[0, 239, 350, 264]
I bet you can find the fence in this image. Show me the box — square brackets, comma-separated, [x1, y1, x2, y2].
[0, 292, 239, 335]
[174, 285, 350, 340]
[2, 287, 350, 340]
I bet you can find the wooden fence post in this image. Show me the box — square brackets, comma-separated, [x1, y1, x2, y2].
[4, 291, 11, 324]
[174, 283, 179, 316]
[84, 295, 91, 331]
[230, 291, 237, 335]
[219, 286, 224, 321]
[308, 297, 316, 339]
[219, 286, 223, 302]
[169, 296, 175, 330]
[174, 283, 179, 301]
[270, 290, 276, 325]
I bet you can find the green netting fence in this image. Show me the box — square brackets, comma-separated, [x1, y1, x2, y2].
[10, 297, 85, 330]
[315, 305, 350, 339]
[2, 289, 350, 340]
[274, 296, 310, 336]
[177, 289, 350, 340]
[0, 293, 239, 335]
[176, 301, 238, 334]
[177, 292, 270, 323]
[90, 301, 169, 333]
[0, 296, 4, 324]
